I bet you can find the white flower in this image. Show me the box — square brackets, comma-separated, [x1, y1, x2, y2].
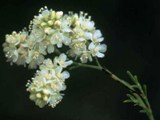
[5, 33, 20, 45]
[3, 7, 108, 67]
[32, 7, 64, 35]
[66, 11, 107, 62]
[92, 30, 104, 42]
[30, 27, 46, 42]
[27, 76, 64, 108]
[53, 66, 70, 80]
[81, 20, 95, 31]
[54, 53, 73, 68]
[36, 42, 47, 55]
[27, 78, 54, 108]
[16, 47, 28, 66]
[69, 40, 87, 56]
[40, 59, 54, 69]
[27, 58, 70, 108]
[50, 32, 64, 48]
[5, 31, 27, 45]
[78, 12, 95, 31]
[88, 42, 107, 58]
[3, 46, 19, 63]
[50, 31, 71, 48]
[55, 11, 63, 19]
[3, 6, 109, 109]
[47, 44, 54, 54]
[26, 50, 44, 69]
[3, 31, 28, 65]
[80, 51, 92, 63]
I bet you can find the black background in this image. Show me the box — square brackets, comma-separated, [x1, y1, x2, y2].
[0, 0, 159, 120]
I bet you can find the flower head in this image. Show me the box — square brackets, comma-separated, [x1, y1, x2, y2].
[3, 31, 28, 65]
[3, 6, 108, 109]
[27, 54, 72, 108]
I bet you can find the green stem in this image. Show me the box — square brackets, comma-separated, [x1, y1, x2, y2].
[95, 57, 102, 68]
[102, 67, 135, 91]
[141, 90, 154, 120]
[94, 57, 134, 90]
[71, 62, 102, 70]
[71, 61, 135, 91]
[70, 58, 155, 120]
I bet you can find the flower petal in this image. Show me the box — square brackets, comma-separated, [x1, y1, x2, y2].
[62, 71, 70, 79]
[96, 52, 104, 58]
[99, 44, 107, 52]
[93, 30, 102, 39]
[88, 42, 95, 50]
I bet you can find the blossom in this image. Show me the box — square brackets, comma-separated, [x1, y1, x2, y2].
[54, 53, 73, 68]
[3, 31, 28, 65]
[3, 7, 107, 67]
[26, 50, 45, 69]
[88, 42, 107, 58]
[30, 27, 46, 42]
[3, 6, 108, 109]
[66, 11, 107, 62]
[27, 58, 70, 108]
[92, 30, 104, 42]
[50, 31, 70, 48]
[80, 51, 92, 63]
[32, 7, 63, 34]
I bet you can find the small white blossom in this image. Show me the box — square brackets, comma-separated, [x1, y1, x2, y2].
[30, 27, 46, 42]
[50, 31, 65, 48]
[69, 40, 87, 57]
[80, 51, 92, 63]
[88, 42, 107, 58]
[54, 53, 73, 68]
[92, 30, 104, 42]
[26, 50, 44, 69]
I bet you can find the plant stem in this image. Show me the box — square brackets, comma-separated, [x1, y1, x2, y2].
[71, 62, 102, 70]
[141, 90, 154, 120]
[70, 59, 155, 120]
[71, 61, 135, 91]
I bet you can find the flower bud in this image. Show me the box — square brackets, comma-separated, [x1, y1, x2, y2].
[48, 20, 54, 26]
[36, 93, 42, 98]
[54, 20, 61, 26]
[56, 11, 63, 19]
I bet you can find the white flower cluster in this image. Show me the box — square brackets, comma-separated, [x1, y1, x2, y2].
[3, 30, 46, 69]
[66, 12, 107, 63]
[3, 6, 107, 108]
[3, 6, 107, 68]
[27, 54, 72, 108]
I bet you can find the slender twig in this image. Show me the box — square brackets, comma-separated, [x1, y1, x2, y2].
[94, 57, 102, 68]
[102, 67, 135, 91]
[69, 58, 155, 120]
[70, 62, 102, 70]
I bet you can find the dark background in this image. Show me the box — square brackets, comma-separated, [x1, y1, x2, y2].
[0, 0, 159, 120]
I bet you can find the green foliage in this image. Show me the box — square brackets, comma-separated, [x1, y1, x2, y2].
[123, 71, 154, 120]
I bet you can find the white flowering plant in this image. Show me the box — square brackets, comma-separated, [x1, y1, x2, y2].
[2, 6, 155, 120]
